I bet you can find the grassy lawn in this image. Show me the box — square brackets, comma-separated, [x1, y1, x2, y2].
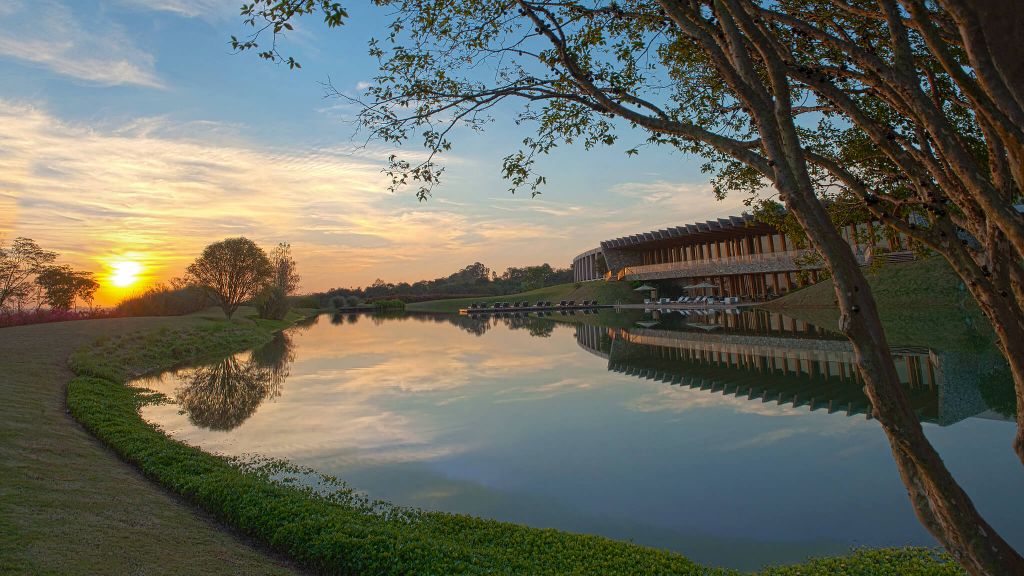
[407, 281, 644, 313]
[766, 257, 971, 310]
[0, 307, 305, 576]
[762, 257, 992, 350]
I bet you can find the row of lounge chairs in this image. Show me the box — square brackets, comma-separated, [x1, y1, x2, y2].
[650, 307, 740, 316]
[643, 296, 741, 305]
[466, 300, 600, 310]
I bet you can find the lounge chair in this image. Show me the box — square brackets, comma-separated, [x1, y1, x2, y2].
[568, 300, 576, 307]
[644, 298, 651, 305]
[592, 300, 598, 306]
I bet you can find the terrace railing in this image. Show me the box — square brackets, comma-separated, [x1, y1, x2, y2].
[617, 248, 866, 280]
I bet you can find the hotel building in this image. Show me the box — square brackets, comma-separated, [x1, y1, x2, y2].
[572, 212, 910, 299]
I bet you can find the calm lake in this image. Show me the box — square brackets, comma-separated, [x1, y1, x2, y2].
[130, 309, 1023, 571]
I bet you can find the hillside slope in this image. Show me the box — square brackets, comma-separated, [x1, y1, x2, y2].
[766, 257, 990, 349]
[767, 256, 970, 309]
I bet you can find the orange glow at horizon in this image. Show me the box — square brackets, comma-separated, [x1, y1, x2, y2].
[109, 260, 144, 288]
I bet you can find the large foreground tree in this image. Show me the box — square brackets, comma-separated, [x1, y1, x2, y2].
[234, 1, 1023, 573]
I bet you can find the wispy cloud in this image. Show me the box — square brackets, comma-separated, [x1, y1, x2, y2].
[0, 100, 572, 303]
[0, 97, 751, 304]
[116, 0, 237, 19]
[0, 1, 164, 88]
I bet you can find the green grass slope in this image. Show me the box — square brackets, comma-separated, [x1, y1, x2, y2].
[767, 257, 969, 310]
[407, 281, 643, 313]
[764, 257, 990, 350]
[0, 307, 303, 576]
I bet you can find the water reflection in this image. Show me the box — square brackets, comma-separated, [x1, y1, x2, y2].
[173, 331, 295, 431]
[128, 309, 1021, 569]
[575, 309, 1012, 426]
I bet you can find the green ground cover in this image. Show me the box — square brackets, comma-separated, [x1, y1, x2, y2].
[767, 257, 970, 310]
[55, 307, 964, 575]
[763, 257, 991, 350]
[0, 307, 303, 576]
[407, 281, 643, 313]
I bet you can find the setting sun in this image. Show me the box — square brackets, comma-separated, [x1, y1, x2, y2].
[109, 261, 143, 288]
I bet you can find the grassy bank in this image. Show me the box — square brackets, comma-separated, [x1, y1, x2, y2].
[407, 281, 643, 313]
[763, 257, 991, 350]
[59, 309, 964, 575]
[0, 308, 302, 575]
[766, 257, 970, 310]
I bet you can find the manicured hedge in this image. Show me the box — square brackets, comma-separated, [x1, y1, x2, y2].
[66, 318, 964, 576]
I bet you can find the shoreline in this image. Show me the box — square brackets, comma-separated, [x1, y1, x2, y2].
[28, 308, 965, 575]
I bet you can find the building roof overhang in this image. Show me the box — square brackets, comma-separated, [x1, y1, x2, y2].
[599, 212, 776, 251]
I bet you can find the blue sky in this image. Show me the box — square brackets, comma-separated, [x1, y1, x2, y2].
[0, 0, 747, 303]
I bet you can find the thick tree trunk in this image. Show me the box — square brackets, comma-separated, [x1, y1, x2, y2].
[781, 186, 1024, 576]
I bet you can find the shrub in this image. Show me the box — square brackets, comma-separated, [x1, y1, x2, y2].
[372, 299, 405, 311]
[331, 296, 346, 310]
[0, 308, 119, 328]
[115, 285, 209, 317]
[345, 295, 361, 307]
[256, 286, 291, 320]
[286, 294, 320, 309]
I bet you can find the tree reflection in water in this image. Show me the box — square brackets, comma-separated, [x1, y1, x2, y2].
[175, 331, 295, 431]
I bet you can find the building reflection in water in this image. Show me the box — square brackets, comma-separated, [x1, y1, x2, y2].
[575, 309, 1009, 426]
[173, 331, 295, 431]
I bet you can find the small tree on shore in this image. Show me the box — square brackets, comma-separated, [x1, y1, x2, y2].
[187, 237, 273, 320]
[269, 242, 300, 295]
[0, 237, 57, 312]
[35, 265, 99, 311]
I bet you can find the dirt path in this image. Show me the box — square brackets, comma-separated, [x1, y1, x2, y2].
[0, 315, 303, 575]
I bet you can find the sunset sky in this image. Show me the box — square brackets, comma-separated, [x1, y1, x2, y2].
[0, 0, 747, 304]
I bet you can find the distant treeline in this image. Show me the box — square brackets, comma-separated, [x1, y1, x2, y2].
[318, 262, 574, 304]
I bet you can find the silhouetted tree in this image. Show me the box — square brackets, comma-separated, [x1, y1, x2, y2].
[270, 242, 300, 294]
[0, 237, 57, 311]
[34, 265, 98, 311]
[187, 237, 273, 319]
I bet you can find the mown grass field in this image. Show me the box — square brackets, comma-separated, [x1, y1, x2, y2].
[766, 257, 970, 310]
[0, 307, 305, 576]
[763, 257, 991, 350]
[407, 281, 644, 313]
